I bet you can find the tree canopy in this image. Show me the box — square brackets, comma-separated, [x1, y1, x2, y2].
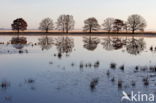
[83, 17, 100, 33]
[39, 18, 54, 33]
[11, 18, 27, 33]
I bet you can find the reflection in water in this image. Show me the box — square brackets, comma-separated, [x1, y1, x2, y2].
[0, 35, 155, 103]
[55, 36, 74, 58]
[126, 37, 146, 55]
[102, 37, 125, 50]
[112, 38, 124, 50]
[102, 36, 146, 55]
[83, 36, 100, 51]
[101, 37, 114, 51]
[11, 36, 28, 53]
[0, 36, 147, 55]
[38, 36, 53, 50]
[11, 37, 27, 49]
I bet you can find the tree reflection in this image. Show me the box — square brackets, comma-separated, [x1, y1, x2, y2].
[102, 37, 124, 50]
[101, 37, 114, 51]
[102, 36, 146, 55]
[11, 36, 27, 49]
[126, 37, 146, 55]
[83, 36, 100, 51]
[112, 38, 124, 50]
[55, 36, 74, 58]
[38, 35, 53, 51]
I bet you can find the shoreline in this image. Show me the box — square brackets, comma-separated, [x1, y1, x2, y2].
[0, 32, 156, 37]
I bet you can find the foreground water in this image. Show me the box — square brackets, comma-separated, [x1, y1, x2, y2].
[0, 35, 156, 103]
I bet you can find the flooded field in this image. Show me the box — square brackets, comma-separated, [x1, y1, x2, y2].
[0, 35, 156, 103]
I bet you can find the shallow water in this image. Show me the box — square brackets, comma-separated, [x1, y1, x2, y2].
[0, 35, 156, 103]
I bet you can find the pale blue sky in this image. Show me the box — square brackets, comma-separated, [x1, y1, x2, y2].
[0, 0, 156, 30]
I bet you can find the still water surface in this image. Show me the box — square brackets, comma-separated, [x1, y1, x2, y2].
[0, 35, 156, 103]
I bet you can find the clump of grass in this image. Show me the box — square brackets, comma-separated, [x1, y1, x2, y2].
[26, 79, 35, 84]
[19, 50, 23, 54]
[150, 46, 153, 51]
[143, 77, 149, 86]
[49, 61, 53, 64]
[71, 63, 75, 67]
[80, 63, 83, 68]
[135, 66, 139, 71]
[110, 63, 116, 69]
[88, 63, 92, 68]
[95, 61, 100, 65]
[134, 66, 139, 73]
[85, 64, 88, 68]
[34, 43, 37, 45]
[149, 66, 156, 72]
[131, 81, 136, 87]
[140, 66, 147, 72]
[118, 80, 123, 89]
[94, 61, 100, 68]
[119, 65, 124, 71]
[90, 78, 99, 91]
[58, 53, 62, 59]
[106, 70, 110, 77]
[54, 54, 57, 57]
[0, 81, 10, 89]
[111, 77, 115, 82]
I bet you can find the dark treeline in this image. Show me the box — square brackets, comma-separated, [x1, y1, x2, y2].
[10, 14, 147, 34]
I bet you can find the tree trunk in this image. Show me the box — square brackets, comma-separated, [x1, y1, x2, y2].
[17, 29, 20, 38]
[66, 22, 69, 34]
[17, 29, 20, 34]
[63, 26, 65, 33]
[46, 28, 48, 33]
[108, 30, 110, 34]
[89, 26, 92, 33]
[132, 29, 135, 34]
[66, 28, 68, 34]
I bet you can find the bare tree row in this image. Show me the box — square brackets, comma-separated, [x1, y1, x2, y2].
[11, 14, 146, 34]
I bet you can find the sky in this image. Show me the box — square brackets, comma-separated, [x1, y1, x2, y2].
[0, 0, 156, 30]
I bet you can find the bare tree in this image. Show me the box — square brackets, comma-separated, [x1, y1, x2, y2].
[102, 18, 114, 33]
[11, 18, 27, 33]
[56, 15, 75, 33]
[39, 18, 54, 33]
[127, 14, 147, 34]
[113, 19, 124, 33]
[123, 21, 129, 33]
[83, 17, 100, 33]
